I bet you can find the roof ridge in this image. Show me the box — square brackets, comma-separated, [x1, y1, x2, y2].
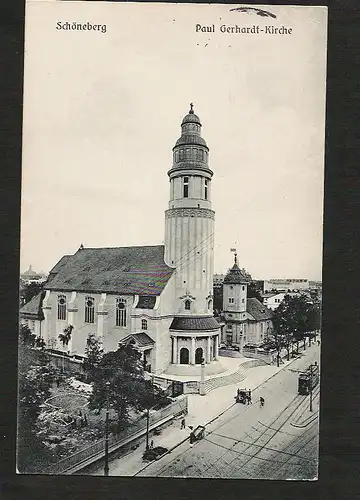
[77, 244, 164, 250]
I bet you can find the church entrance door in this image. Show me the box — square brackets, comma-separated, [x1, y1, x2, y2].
[195, 347, 203, 364]
[179, 347, 189, 364]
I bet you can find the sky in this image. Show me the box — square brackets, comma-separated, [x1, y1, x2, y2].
[21, 2, 327, 280]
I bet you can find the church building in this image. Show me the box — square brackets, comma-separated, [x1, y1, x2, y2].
[20, 105, 222, 376]
[221, 253, 273, 351]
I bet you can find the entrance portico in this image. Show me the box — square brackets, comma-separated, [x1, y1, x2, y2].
[172, 331, 220, 365]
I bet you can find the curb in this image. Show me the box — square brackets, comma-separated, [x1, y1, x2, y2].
[290, 412, 319, 428]
[134, 347, 318, 476]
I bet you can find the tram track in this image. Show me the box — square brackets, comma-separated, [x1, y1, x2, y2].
[213, 389, 319, 477]
[245, 421, 319, 479]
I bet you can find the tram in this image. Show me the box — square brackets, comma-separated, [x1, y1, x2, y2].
[298, 362, 319, 395]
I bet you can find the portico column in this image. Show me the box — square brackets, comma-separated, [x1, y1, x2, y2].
[214, 335, 219, 360]
[172, 336, 178, 364]
[191, 337, 196, 365]
[206, 336, 211, 363]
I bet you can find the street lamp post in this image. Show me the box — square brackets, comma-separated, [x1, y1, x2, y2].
[104, 381, 110, 476]
[199, 358, 205, 396]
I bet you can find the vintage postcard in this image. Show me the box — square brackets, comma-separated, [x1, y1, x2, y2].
[18, 2, 327, 479]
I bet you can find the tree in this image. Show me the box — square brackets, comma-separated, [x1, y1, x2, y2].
[272, 294, 313, 361]
[89, 341, 168, 431]
[83, 333, 104, 382]
[58, 325, 74, 372]
[247, 282, 264, 303]
[17, 330, 56, 472]
[19, 324, 37, 347]
[306, 302, 322, 337]
[262, 325, 283, 367]
[213, 285, 223, 314]
[20, 282, 43, 306]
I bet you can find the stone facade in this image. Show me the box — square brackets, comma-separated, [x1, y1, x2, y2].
[20, 105, 221, 376]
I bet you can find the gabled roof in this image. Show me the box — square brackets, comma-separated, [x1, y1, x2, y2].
[170, 316, 220, 331]
[45, 245, 174, 296]
[20, 291, 45, 320]
[47, 255, 73, 283]
[121, 332, 155, 348]
[247, 298, 273, 321]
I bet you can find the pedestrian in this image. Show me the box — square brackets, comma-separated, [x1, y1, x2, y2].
[260, 397, 265, 407]
[84, 414, 88, 426]
[247, 391, 252, 405]
[150, 440, 154, 449]
[181, 417, 186, 430]
[317, 340, 320, 346]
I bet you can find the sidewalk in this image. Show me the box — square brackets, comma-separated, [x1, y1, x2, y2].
[92, 343, 319, 476]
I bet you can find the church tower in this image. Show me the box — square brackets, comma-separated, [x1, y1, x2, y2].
[165, 103, 214, 315]
[222, 252, 249, 351]
[165, 104, 221, 368]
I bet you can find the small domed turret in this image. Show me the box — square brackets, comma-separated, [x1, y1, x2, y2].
[168, 103, 212, 177]
[181, 103, 202, 126]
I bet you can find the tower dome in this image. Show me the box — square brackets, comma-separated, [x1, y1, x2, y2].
[169, 103, 212, 177]
[181, 103, 202, 125]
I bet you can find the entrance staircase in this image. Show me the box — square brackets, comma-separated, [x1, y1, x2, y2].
[204, 359, 266, 394]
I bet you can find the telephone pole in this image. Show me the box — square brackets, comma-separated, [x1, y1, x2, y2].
[309, 364, 313, 412]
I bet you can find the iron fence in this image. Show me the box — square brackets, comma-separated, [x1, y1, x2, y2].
[43, 396, 188, 474]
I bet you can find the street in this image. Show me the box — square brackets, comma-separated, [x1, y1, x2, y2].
[138, 344, 320, 479]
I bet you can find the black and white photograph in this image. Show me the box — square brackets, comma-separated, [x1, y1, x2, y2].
[18, 2, 327, 479]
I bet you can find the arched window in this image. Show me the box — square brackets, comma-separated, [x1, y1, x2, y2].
[141, 319, 148, 330]
[116, 298, 127, 327]
[186, 148, 191, 159]
[208, 299, 213, 311]
[57, 294, 67, 321]
[200, 149, 204, 160]
[204, 179, 208, 200]
[184, 299, 191, 310]
[180, 347, 189, 364]
[179, 149, 184, 160]
[195, 347, 203, 364]
[85, 296, 95, 324]
[175, 150, 179, 162]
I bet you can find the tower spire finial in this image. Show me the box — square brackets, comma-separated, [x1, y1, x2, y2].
[230, 247, 238, 266]
[189, 102, 194, 114]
